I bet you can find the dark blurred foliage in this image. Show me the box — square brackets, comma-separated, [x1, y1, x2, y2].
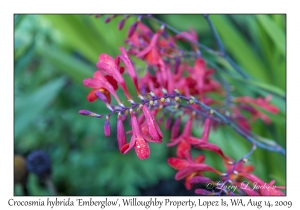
[14, 14, 286, 195]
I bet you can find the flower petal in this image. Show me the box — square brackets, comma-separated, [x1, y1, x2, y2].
[117, 117, 126, 151]
[167, 157, 189, 170]
[96, 55, 131, 99]
[184, 136, 227, 159]
[201, 118, 211, 142]
[189, 176, 211, 184]
[119, 46, 140, 95]
[176, 140, 191, 159]
[175, 164, 219, 180]
[121, 135, 136, 154]
[171, 115, 181, 140]
[86, 89, 98, 102]
[142, 105, 163, 142]
[84, 73, 121, 105]
[134, 137, 150, 160]
[83, 78, 102, 89]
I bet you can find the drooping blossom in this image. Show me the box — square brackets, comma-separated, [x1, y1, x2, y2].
[118, 46, 141, 97]
[141, 105, 163, 142]
[167, 115, 194, 158]
[234, 95, 279, 124]
[120, 109, 162, 160]
[83, 70, 123, 106]
[168, 151, 221, 190]
[117, 113, 126, 151]
[96, 53, 132, 100]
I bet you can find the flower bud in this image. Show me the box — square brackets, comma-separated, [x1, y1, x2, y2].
[128, 21, 138, 38]
[104, 116, 111, 137]
[165, 116, 172, 130]
[117, 114, 126, 151]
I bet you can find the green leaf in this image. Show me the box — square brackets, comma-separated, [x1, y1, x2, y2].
[210, 15, 269, 82]
[15, 77, 65, 137]
[235, 77, 285, 99]
[256, 15, 285, 54]
[36, 47, 93, 84]
[15, 41, 36, 76]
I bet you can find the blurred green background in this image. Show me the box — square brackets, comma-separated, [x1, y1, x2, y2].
[14, 14, 286, 195]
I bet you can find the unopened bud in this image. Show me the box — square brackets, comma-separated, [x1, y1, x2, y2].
[128, 23, 138, 38]
[104, 116, 111, 137]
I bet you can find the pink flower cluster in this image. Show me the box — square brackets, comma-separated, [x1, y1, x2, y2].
[79, 15, 285, 195]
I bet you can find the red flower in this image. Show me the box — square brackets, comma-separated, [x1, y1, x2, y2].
[234, 95, 279, 124]
[235, 95, 279, 114]
[175, 28, 199, 51]
[167, 115, 194, 158]
[120, 111, 151, 160]
[118, 46, 141, 96]
[168, 152, 221, 190]
[117, 114, 126, 151]
[96, 53, 132, 100]
[141, 105, 163, 142]
[187, 58, 220, 101]
[135, 27, 163, 65]
[134, 26, 168, 86]
[184, 136, 228, 160]
[83, 71, 123, 106]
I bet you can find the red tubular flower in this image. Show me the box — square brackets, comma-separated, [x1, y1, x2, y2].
[167, 115, 194, 158]
[118, 46, 141, 96]
[189, 58, 208, 101]
[117, 114, 126, 151]
[233, 107, 252, 131]
[175, 29, 199, 51]
[96, 53, 132, 100]
[234, 95, 279, 124]
[184, 136, 228, 160]
[168, 153, 221, 190]
[120, 111, 151, 160]
[135, 26, 168, 85]
[135, 27, 163, 65]
[170, 115, 182, 140]
[83, 71, 123, 105]
[201, 118, 211, 142]
[235, 95, 279, 114]
[141, 105, 163, 142]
